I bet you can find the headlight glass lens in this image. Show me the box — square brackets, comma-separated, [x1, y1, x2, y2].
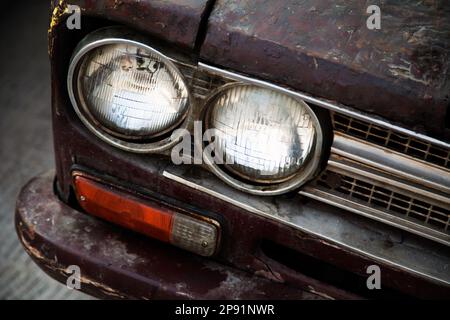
[207, 85, 316, 183]
[77, 43, 189, 138]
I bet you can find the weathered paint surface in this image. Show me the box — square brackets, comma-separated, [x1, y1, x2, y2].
[201, 0, 450, 141]
[15, 171, 323, 300]
[41, 0, 450, 299]
[48, 24, 449, 295]
[49, 0, 211, 53]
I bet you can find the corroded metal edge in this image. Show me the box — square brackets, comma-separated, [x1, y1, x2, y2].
[15, 170, 325, 300]
[48, 0, 69, 57]
[163, 166, 450, 286]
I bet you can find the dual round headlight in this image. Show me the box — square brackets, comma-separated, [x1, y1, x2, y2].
[68, 28, 325, 195]
[68, 29, 191, 152]
[205, 84, 317, 182]
[202, 84, 322, 194]
[78, 43, 189, 139]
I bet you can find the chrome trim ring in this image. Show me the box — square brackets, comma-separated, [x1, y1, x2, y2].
[198, 83, 325, 196]
[67, 27, 193, 153]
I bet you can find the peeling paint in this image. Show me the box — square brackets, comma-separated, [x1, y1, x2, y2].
[16, 172, 329, 299]
[78, 275, 125, 298]
[388, 62, 431, 85]
[49, 0, 68, 33]
[254, 269, 284, 283]
[19, 230, 125, 299]
[307, 285, 336, 300]
[175, 282, 194, 299]
[204, 270, 259, 299]
[48, 0, 69, 56]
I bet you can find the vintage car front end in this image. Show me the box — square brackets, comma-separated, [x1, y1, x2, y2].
[15, 0, 450, 299]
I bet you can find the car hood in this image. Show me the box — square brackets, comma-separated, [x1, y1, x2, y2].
[60, 0, 211, 50]
[200, 0, 450, 141]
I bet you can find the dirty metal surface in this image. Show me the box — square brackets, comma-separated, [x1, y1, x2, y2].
[200, 0, 450, 141]
[16, 171, 324, 300]
[50, 97, 450, 298]
[51, 0, 212, 51]
[44, 0, 450, 299]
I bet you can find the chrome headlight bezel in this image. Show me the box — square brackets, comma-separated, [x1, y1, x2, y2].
[199, 83, 325, 196]
[67, 27, 192, 153]
[67, 27, 331, 196]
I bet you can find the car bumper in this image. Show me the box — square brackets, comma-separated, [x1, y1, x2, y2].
[15, 170, 323, 300]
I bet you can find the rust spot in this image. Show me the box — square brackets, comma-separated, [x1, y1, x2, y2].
[254, 269, 284, 283]
[19, 231, 125, 299]
[48, 0, 69, 57]
[307, 286, 336, 300]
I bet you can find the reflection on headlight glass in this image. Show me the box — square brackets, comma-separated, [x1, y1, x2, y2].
[78, 44, 189, 138]
[208, 85, 316, 182]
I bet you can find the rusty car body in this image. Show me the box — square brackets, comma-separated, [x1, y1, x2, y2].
[15, 0, 450, 299]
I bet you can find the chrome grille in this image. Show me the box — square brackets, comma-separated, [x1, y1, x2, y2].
[332, 113, 450, 170]
[315, 171, 450, 235]
[173, 62, 450, 245]
[176, 63, 232, 99]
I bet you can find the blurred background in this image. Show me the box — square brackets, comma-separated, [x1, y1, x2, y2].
[0, 1, 91, 299]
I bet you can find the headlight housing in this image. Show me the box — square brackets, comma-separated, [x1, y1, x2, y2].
[202, 84, 324, 195]
[67, 27, 191, 152]
[67, 28, 329, 196]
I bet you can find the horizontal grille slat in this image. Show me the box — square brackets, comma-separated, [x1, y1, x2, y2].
[332, 113, 450, 170]
[315, 171, 450, 234]
[176, 63, 232, 99]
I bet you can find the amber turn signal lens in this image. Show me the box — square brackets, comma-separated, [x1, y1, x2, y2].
[73, 175, 219, 256]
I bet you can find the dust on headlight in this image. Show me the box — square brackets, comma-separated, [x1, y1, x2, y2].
[205, 85, 316, 183]
[76, 43, 189, 139]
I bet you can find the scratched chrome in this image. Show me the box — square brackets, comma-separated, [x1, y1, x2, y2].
[300, 134, 450, 246]
[302, 167, 449, 246]
[332, 112, 450, 171]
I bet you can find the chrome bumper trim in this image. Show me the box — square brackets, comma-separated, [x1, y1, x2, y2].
[332, 133, 450, 194]
[163, 165, 450, 285]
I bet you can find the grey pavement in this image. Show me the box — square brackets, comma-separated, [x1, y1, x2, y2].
[0, 1, 92, 299]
